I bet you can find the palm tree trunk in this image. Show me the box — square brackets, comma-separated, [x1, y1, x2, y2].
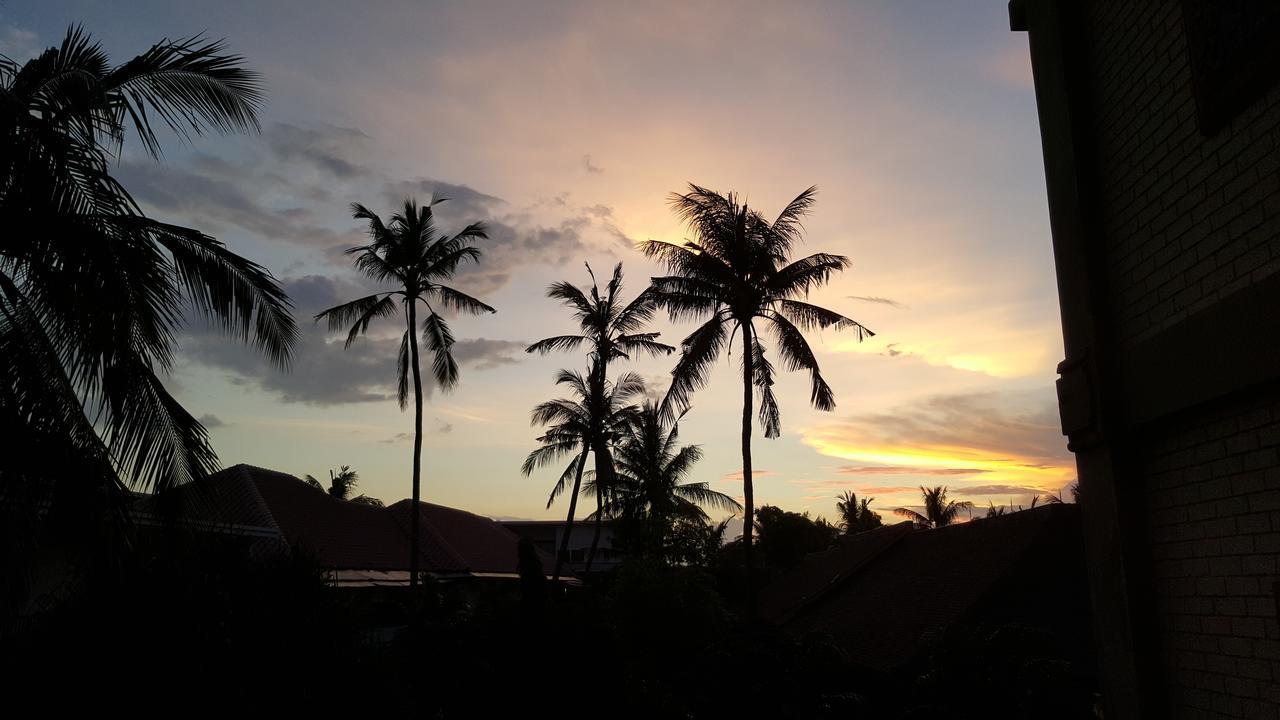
[407, 301, 424, 589]
[740, 321, 756, 619]
[585, 491, 603, 572]
[553, 449, 589, 581]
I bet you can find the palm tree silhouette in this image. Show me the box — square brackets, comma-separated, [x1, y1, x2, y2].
[525, 263, 672, 570]
[316, 198, 493, 588]
[305, 465, 384, 507]
[641, 184, 872, 612]
[521, 369, 645, 579]
[603, 402, 741, 561]
[1, 27, 296, 598]
[894, 486, 975, 529]
[835, 490, 882, 534]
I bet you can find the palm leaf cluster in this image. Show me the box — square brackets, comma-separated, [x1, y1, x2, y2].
[602, 403, 740, 560]
[1, 27, 296, 598]
[305, 465, 383, 507]
[894, 486, 975, 529]
[835, 490, 882, 534]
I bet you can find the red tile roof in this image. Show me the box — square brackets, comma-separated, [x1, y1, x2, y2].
[153, 464, 559, 579]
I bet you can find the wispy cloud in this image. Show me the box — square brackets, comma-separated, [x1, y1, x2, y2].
[198, 413, 226, 428]
[722, 469, 779, 482]
[582, 154, 605, 174]
[848, 295, 908, 309]
[838, 465, 989, 476]
[803, 392, 1073, 494]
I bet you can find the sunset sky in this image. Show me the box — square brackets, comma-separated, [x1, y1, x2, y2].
[6, 1, 1072, 525]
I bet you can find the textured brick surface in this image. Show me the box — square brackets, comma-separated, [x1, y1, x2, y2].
[1084, 1, 1280, 349]
[1078, 1, 1280, 717]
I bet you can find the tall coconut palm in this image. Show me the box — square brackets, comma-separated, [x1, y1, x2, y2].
[641, 184, 873, 611]
[894, 486, 975, 529]
[521, 369, 645, 579]
[525, 262, 672, 569]
[602, 402, 741, 562]
[316, 198, 493, 588]
[0, 27, 296, 603]
[305, 465, 384, 507]
[835, 490, 882, 535]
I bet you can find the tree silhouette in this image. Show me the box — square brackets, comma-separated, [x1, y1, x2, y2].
[835, 490, 882, 534]
[603, 402, 740, 561]
[642, 184, 872, 612]
[525, 263, 671, 571]
[1, 27, 296, 602]
[521, 369, 645, 579]
[316, 198, 493, 587]
[304, 465, 383, 506]
[894, 486, 975, 529]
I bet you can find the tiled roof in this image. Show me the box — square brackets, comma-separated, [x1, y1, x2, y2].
[760, 504, 1086, 671]
[151, 464, 559, 578]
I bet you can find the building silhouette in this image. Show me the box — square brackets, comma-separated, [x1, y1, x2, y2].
[1013, 1, 1280, 716]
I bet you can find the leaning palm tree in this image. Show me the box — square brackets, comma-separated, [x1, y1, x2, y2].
[305, 465, 384, 507]
[1, 27, 296, 607]
[602, 402, 741, 561]
[521, 369, 645, 579]
[526, 262, 673, 568]
[317, 198, 493, 588]
[642, 184, 873, 610]
[835, 490, 882, 535]
[894, 486, 975, 529]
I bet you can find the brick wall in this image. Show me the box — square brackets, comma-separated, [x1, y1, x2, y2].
[1143, 391, 1280, 717]
[1077, 1, 1280, 716]
[1083, 0, 1280, 349]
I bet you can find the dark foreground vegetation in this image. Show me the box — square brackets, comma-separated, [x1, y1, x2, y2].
[3, 528, 1097, 719]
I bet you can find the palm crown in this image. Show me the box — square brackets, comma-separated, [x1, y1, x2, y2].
[642, 184, 873, 432]
[894, 485, 975, 529]
[836, 490, 882, 534]
[317, 198, 494, 397]
[608, 402, 741, 525]
[522, 369, 646, 508]
[1, 27, 295, 516]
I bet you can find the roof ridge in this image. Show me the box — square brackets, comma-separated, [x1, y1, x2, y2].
[236, 464, 284, 537]
[391, 501, 471, 572]
[774, 522, 913, 624]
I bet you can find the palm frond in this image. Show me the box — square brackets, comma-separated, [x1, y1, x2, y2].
[421, 311, 458, 390]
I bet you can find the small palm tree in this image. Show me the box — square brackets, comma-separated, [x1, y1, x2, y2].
[604, 402, 741, 561]
[521, 369, 645, 579]
[316, 198, 494, 587]
[642, 184, 873, 610]
[985, 501, 1008, 518]
[894, 486, 975, 529]
[835, 490, 882, 534]
[525, 263, 672, 569]
[305, 465, 384, 507]
[1, 27, 296, 604]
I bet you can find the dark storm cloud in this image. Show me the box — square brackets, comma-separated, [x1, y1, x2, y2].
[181, 274, 529, 405]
